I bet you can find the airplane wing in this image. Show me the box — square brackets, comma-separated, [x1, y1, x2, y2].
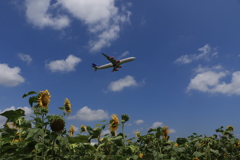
[112, 66, 119, 72]
[102, 53, 120, 65]
[101, 53, 135, 72]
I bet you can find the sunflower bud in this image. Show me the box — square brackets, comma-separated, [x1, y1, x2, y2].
[121, 114, 130, 123]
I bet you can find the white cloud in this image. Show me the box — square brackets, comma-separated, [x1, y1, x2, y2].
[0, 106, 33, 127]
[74, 126, 79, 132]
[58, 0, 131, 52]
[108, 75, 138, 92]
[58, 0, 117, 25]
[150, 122, 163, 128]
[24, 0, 131, 52]
[187, 65, 240, 95]
[68, 106, 109, 121]
[0, 64, 25, 87]
[89, 25, 120, 52]
[174, 44, 218, 64]
[134, 119, 144, 125]
[118, 51, 129, 59]
[101, 130, 110, 136]
[46, 54, 81, 73]
[169, 129, 176, 133]
[25, 0, 70, 29]
[18, 53, 32, 64]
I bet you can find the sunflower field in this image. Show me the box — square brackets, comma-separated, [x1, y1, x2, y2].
[0, 90, 240, 160]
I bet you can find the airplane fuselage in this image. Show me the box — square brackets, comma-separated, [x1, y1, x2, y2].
[97, 57, 135, 69]
[92, 53, 136, 72]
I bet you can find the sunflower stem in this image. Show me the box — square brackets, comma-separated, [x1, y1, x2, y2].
[41, 114, 46, 160]
[94, 143, 105, 160]
[51, 133, 57, 158]
[122, 122, 125, 147]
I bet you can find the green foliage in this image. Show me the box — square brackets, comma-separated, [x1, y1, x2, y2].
[0, 90, 240, 159]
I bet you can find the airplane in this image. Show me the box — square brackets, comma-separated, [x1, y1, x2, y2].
[92, 53, 136, 72]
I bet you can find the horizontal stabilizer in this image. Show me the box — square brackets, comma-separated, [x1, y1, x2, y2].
[92, 63, 98, 71]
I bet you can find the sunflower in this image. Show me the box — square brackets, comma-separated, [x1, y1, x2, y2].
[139, 153, 143, 158]
[109, 114, 119, 132]
[162, 126, 170, 139]
[64, 98, 71, 115]
[135, 132, 141, 138]
[50, 118, 65, 133]
[38, 89, 51, 108]
[69, 125, 75, 137]
[80, 125, 87, 132]
[226, 125, 234, 132]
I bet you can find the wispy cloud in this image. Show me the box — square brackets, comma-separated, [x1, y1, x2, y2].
[46, 55, 81, 73]
[150, 122, 163, 128]
[169, 129, 176, 133]
[0, 64, 25, 87]
[108, 75, 138, 92]
[118, 51, 129, 59]
[134, 119, 144, 125]
[68, 106, 109, 121]
[23, 0, 131, 52]
[18, 53, 32, 64]
[101, 130, 110, 136]
[187, 65, 240, 95]
[150, 122, 176, 134]
[174, 44, 218, 64]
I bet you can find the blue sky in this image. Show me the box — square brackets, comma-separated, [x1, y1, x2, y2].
[1, 0, 240, 140]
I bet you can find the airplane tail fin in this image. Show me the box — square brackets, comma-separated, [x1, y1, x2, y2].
[92, 63, 98, 71]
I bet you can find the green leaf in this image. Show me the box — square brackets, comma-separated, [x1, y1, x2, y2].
[92, 128, 102, 139]
[35, 143, 44, 152]
[22, 91, 37, 98]
[26, 128, 44, 141]
[56, 136, 68, 146]
[95, 124, 103, 128]
[58, 107, 65, 110]
[148, 128, 156, 133]
[210, 148, 219, 155]
[87, 126, 93, 135]
[0, 109, 25, 123]
[29, 96, 38, 107]
[176, 138, 188, 145]
[129, 145, 139, 153]
[156, 127, 162, 138]
[193, 151, 205, 157]
[67, 135, 89, 143]
[174, 147, 185, 153]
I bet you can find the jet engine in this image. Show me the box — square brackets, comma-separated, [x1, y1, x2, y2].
[118, 66, 122, 68]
